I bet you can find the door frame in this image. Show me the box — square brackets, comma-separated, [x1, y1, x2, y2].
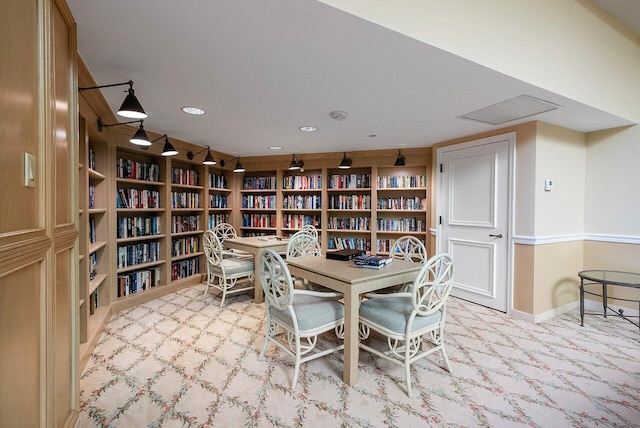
[435, 132, 516, 314]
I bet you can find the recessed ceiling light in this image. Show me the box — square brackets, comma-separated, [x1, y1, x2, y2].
[299, 126, 318, 132]
[181, 106, 206, 115]
[269, 145, 283, 150]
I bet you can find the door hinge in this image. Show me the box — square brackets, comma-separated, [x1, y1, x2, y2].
[440, 163, 443, 173]
[439, 216, 442, 225]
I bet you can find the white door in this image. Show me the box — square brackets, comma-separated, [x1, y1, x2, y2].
[436, 133, 514, 312]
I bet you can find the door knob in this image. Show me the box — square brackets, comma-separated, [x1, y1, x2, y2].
[489, 233, 503, 238]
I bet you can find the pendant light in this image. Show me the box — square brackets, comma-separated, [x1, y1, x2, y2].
[338, 152, 352, 169]
[187, 147, 217, 165]
[394, 150, 406, 167]
[289, 153, 303, 170]
[233, 157, 245, 173]
[79, 80, 147, 119]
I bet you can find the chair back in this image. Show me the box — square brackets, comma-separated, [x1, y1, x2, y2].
[301, 224, 319, 240]
[203, 230, 224, 268]
[259, 249, 295, 310]
[390, 236, 427, 263]
[410, 253, 454, 316]
[212, 222, 238, 243]
[286, 229, 321, 260]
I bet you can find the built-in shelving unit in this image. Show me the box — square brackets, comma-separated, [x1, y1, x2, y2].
[207, 169, 232, 230]
[326, 167, 372, 251]
[115, 150, 165, 298]
[240, 171, 278, 236]
[281, 170, 322, 238]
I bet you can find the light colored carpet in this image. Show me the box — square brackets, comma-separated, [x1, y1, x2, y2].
[79, 284, 640, 427]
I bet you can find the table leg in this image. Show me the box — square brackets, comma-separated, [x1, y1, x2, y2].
[343, 291, 359, 386]
[602, 283, 607, 318]
[579, 278, 584, 327]
[253, 249, 264, 304]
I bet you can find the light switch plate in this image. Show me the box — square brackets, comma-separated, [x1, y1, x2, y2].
[24, 152, 35, 187]
[544, 179, 553, 192]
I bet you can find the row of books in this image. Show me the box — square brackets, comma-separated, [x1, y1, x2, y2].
[242, 194, 276, 209]
[88, 147, 97, 171]
[375, 238, 425, 253]
[209, 193, 228, 208]
[349, 254, 393, 269]
[283, 194, 321, 210]
[117, 242, 160, 269]
[282, 174, 322, 190]
[377, 196, 424, 211]
[243, 176, 277, 190]
[117, 188, 160, 209]
[89, 185, 95, 209]
[171, 191, 199, 209]
[328, 174, 371, 189]
[171, 236, 200, 257]
[327, 237, 371, 251]
[171, 257, 199, 281]
[117, 216, 160, 239]
[282, 215, 320, 230]
[377, 217, 426, 232]
[116, 157, 160, 182]
[171, 167, 199, 186]
[209, 173, 228, 189]
[327, 217, 370, 231]
[208, 213, 229, 229]
[329, 194, 371, 210]
[117, 268, 159, 297]
[377, 175, 427, 189]
[171, 215, 199, 234]
[242, 213, 277, 228]
[89, 217, 96, 243]
[89, 252, 98, 280]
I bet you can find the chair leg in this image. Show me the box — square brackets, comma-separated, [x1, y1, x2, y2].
[291, 334, 301, 389]
[440, 345, 452, 373]
[405, 347, 413, 398]
[202, 284, 209, 301]
[259, 317, 272, 361]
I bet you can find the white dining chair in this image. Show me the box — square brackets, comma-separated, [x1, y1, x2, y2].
[202, 230, 255, 307]
[258, 249, 344, 389]
[358, 252, 454, 397]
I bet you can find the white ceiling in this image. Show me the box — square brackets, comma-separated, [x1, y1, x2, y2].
[68, 0, 637, 157]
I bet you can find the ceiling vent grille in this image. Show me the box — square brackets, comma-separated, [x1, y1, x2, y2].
[458, 95, 561, 125]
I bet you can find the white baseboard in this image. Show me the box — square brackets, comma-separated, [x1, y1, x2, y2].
[511, 300, 579, 324]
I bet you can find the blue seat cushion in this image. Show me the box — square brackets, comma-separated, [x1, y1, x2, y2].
[216, 257, 254, 275]
[271, 295, 344, 332]
[360, 296, 441, 335]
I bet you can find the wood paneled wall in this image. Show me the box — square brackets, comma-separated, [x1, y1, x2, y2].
[0, 0, 79, 426]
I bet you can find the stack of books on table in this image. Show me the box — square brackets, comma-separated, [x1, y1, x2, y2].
[349, 255, 393, 269]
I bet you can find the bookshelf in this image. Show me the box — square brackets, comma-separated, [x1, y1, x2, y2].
[281, 169, 322, 238]
[326, 167, 372, 251]
[240, 171, 278, 236]
[374, 166, 428, 254]
[115, 150, 166, 298]
[169, 161, 205, 281]
[207, 168, 232, 230]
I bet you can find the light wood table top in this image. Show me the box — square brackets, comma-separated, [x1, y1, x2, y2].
[287, 256, 422, 386]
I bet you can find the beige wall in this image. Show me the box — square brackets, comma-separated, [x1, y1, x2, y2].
[585, 125, 640, 235]
[532, 241, 583, 314]
[320, 0, 640, 122]
[534, 123, 586, 235]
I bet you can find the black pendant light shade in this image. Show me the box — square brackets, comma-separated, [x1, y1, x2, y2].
[161, 137, 178, 156]
[203, 149, 216, 165]
[129, 121, 151, 146]
[339, 152, 352, 169]
[233, 157, 245, 173]
[289, 154, 303, 170]
[118, 87, 147, 119]
[394, 150, 406, 167]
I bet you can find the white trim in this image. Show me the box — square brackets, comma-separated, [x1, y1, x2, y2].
[513, 233, 640, 245]
[512, 300, 579, 324]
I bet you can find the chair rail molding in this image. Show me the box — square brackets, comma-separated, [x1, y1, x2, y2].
[513, 233, 640, 246]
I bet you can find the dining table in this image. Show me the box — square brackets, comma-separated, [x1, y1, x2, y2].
[286, 256, 423, 386]
[223, 236, 289, 304]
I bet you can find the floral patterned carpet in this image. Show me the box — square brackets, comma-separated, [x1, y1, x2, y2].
[79, 284, 640, 427]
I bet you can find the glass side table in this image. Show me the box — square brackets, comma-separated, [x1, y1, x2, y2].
[578, 270, 640, 329]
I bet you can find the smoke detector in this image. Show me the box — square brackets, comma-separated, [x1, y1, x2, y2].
[330, 111, 348, 121]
